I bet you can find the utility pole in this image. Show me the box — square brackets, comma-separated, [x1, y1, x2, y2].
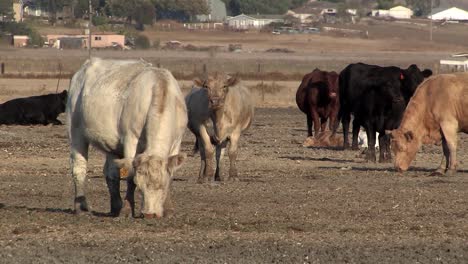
[429, 0, 433, 41]
[88, 0, 92, 59]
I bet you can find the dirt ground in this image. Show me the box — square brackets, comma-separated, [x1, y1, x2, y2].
[0, 105, 467, 263]
[0, 23, 467, 262]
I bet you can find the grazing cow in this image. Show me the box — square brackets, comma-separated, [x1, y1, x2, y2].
[0, 90, 68, 125]
[302, 131, 343, 148]
[390, 73, 468, 175]
[186, 72, 254, 183]
[339, 62, 432, 162]
[67, 58, 187, 219]
[296, 69, 339, 137]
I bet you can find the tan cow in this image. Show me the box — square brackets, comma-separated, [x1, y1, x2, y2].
[67, 58, 187, 219]
[186, 72, 254, 182]
[390, 73, 468, 175]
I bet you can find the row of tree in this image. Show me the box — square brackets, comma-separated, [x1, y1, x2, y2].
[221, 0, 310, 16]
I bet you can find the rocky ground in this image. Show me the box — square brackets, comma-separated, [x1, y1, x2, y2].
[0, 107, 467, 263]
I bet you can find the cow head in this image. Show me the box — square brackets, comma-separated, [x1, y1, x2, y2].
[115, 153, 185, 218]
[400, 65, 432, 101]
[326, 71, 339, 99]
[388, 129, 421, 172]
[194, 72, 239, 110]
[58, 90, 68, 113]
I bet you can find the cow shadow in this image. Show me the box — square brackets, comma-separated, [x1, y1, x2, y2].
[317, 165, 468, 175]
[0, 204, 122, 218]
[280, 156, 354, 163]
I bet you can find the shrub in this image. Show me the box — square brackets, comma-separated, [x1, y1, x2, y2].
[92, 16, 109, 26]
[135, 34, 150, 49]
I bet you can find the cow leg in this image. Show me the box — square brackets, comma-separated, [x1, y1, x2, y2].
[104, 155, 122, 217]
[163, 185, 174, 218]
[432, 136, 450, 176]
[214, 140, 228, 181]
[198, 125, 215, 183]
[320, 117, 327, 132]
[306, 114, 313, 137]
[121, 137, 139, 218]
[70, 138, 90, 214]
[378, 134, 391, 163]
[440, 123, 458, 176]
[311, 110, 321, 138]
[365, 128, 377, 162]
[351, 119, 360, 150]
[227, 130, 241, 181]
[342, 113, 351, 149]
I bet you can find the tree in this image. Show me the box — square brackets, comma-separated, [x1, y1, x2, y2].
[0, 0, 14, 21]
[377, 0, 395, 9]
[152, 0, 208, 21]
[407, 0, 440, 16]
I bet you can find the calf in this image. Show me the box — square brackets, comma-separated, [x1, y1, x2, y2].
[390, 73, 468, 176]
[0, 90, 68, 125]
[67, 58, 187, 218]
[296, 69, 339, 137]
[186, 72, 254, 183]
[339, 63, 432, 162]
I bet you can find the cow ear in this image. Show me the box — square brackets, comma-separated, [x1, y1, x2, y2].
[422, 69, 432, 78]
[133, 153, 150, 168]
[114, 158, 132, 170]
[193, 78, 206, 88]
[226, 75, 239, 88]
[167, 153, 186, 172]
[404, 131, 414, 142]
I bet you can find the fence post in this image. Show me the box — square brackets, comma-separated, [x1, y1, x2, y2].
[258, 62, 264, 102]
[0, 63, 4, 75]
[203, 63, 207, 75]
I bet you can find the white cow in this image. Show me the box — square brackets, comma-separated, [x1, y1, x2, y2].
[67, 58, 187, 219]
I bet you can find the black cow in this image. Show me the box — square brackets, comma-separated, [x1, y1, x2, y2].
[339, 63, 432, 162]
[0, 90, 68, 125]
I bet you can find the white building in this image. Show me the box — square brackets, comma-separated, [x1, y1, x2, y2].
[372, 5, 413, 19]
[428, 7, 468, 21]
[227, 14, 284, 29]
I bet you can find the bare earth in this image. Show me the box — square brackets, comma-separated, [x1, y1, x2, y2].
[0, 106, 467, 263]
[0, 23, 467, 263]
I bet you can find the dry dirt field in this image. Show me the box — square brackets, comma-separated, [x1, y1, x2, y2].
[0, 106, 467, 263]
[0, 23, 467, 263]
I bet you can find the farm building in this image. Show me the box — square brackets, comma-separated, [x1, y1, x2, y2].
[196, 0, 227, 22]
[47, 34, 125, 49]
[13, 35, 29, 47]
[371, 6, 414, 19]
[428, 7, 468, 21]
[227, 14, 284, 29]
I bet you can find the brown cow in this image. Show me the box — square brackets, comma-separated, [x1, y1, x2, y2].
[390, 73, 468, 175]
[296, 69, 339, 137]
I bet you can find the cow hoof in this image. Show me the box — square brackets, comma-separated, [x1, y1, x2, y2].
[196, 177, 206, 184]
[74, 196, 90, 214]
[445, 169, 456, 177]
[143, 213, 162, 219]
[429, 171, 445, 177]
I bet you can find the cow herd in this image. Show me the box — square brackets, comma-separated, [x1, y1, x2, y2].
[0, 57, 467, 219]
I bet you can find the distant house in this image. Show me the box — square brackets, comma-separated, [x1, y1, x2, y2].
[13, 35, 29, 47]
[372, 6, 413, 19]
[197, 0, 227, 22]
[226, 14, 284, 29]
[47, 34, 125, 49]
[429, 7, 468, 21]
[286, 10, 315, 23]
